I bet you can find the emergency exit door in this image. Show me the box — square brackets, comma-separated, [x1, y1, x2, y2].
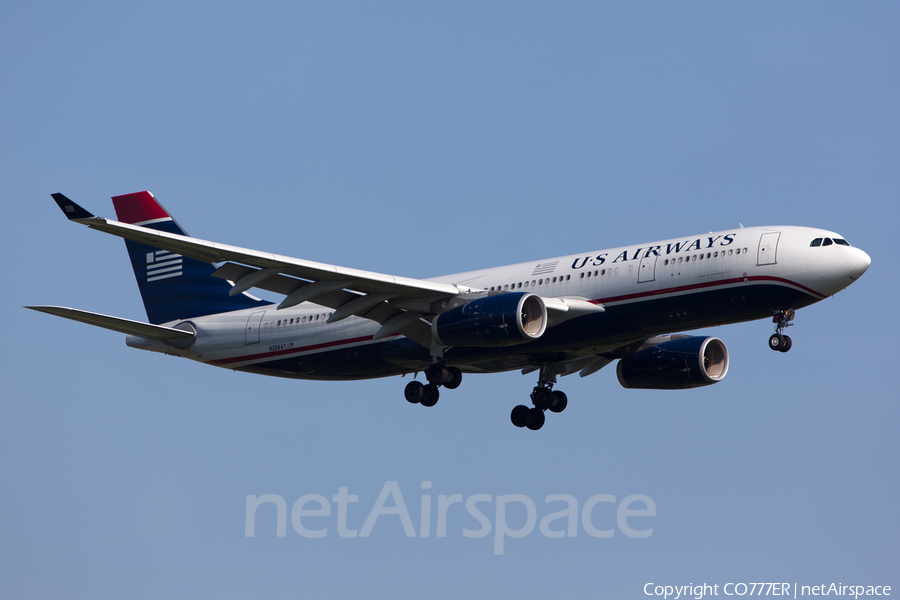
[638, 254, 658, 283]
[757, 232, 781, 266]
[245, 311, 266, 344]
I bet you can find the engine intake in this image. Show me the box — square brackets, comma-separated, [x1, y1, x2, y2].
[432, 292, 547, 347]
[616, 336, 729, 390]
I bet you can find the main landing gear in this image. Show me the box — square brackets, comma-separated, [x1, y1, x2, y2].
[403, 361, 567, 431]
[404, 362, 462, 408]
[510, 366, 568, 431]
[769, 308, 795, 353]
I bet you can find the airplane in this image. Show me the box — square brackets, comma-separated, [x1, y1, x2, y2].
[28, 191, 871, 431]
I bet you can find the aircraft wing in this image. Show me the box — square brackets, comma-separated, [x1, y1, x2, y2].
[50, 194, 598, 347]
[52, 195, 460, 302]
[53, 194, 461, 298]
[51, 193, 461, 346]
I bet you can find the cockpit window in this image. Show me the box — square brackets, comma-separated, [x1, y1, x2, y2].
[811, 237, 851, 247]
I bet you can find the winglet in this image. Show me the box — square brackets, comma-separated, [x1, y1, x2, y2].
[51, 193, 96, 221]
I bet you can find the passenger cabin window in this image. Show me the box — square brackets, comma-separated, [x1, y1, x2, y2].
[810, 238, 822, 247]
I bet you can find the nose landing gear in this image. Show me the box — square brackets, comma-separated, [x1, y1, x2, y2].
[769, 309, 795, 352]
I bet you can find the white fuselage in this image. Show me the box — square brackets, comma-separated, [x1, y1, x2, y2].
[128, 225, 869, 379]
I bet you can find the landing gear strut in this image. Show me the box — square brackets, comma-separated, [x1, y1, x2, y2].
[404, 362, 462, 408]
[769, 308, 795, 353]
[511, 365, 568, 431]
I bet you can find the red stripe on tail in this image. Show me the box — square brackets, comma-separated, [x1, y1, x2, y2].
[111, 191, 170, 224]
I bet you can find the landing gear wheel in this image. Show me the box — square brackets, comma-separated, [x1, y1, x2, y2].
[425, 364, 450, 386]
[526, 408, 545, 431]
[444, 366, 462, 390]
[770, 309, 795, 353]
[404, 381, 424, 404]
[780, 335, 792, 353]
[510, 404, 531, 428]
[769, 333, 785, 351]
[531, 386, 553, 409]
[420, 386, 440, 407]
[549, 390, 568, 413]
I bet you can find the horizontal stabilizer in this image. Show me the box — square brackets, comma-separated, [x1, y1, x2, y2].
[25, 306, 195, 341]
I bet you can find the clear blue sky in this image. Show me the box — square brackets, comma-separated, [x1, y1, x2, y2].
[2, 2, 897, 598]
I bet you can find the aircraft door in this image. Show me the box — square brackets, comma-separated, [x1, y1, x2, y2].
[757, 232, 781, 266]
[638, 254, 658, 283]
[245, 311, 265, 344]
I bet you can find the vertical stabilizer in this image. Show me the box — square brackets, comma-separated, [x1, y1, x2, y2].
[111, 191, 268, 324]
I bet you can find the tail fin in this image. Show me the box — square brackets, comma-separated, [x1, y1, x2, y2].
[111, 191, 268, 324]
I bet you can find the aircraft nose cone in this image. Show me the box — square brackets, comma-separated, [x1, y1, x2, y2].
[847, 247, 871, 280]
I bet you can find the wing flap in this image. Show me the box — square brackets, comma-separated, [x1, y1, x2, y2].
[211, 263, 303, 296]
[208, 262, 430, 344]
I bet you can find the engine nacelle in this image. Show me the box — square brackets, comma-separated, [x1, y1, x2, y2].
[432, 292, 547, 347]
[616, 336, 729, 390]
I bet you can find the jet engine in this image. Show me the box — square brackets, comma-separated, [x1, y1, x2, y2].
[616, 336, 729, 390]
[432, 292, 547, 347]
